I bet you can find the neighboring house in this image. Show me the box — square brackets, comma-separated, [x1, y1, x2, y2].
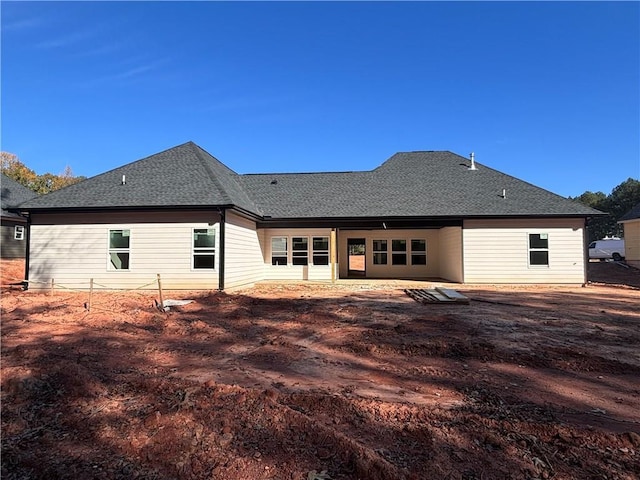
[618, 202, 640, 268]
[13, 142, 602, 290]
[1, 174, 38, 259]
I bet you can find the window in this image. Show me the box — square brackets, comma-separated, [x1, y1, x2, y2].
[193, 228, 215, 269]
[411, 239, 427, 265]
[14, 226, 25, 241]
[529, 233, 549, 266]
[312, 237, 329, 265]
[292, 237, 309, 265]
[373, 239, 387, 265]
[109, 229, 130, 270]
[271, 237, 288, 265]
[392, 239, 407, 265]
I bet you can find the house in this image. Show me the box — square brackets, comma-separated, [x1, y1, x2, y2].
[618, 202, 640, 268]
[13, 142, 602, 290]
[1, 174, 37, 259]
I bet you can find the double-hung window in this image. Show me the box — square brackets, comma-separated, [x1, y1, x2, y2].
[312, 237, 329, 265]
[292, 237, 309, 265]
[411, 239, 427, 265]
[193, 228, 216, 269]
[529, 233, 549, 266]
[109, 229, 130, 270]
[391, 239, 407, 265]
[271, 237, 288, 265]
[14, 226, 25, 241]
[373, 240, 388, 265]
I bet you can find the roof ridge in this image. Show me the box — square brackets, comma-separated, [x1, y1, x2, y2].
[396, 150, 448, 153]
[242, 170, 366, 177]
[189, 143, 234, 205]
[189, 143, 262, 214]
[1, 173, 39, 209]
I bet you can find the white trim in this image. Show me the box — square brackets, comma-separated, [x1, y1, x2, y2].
[271, 236, 288, 265]
[311, 236, 330, 265]
[372, 239, 388, 265]
[391, 238, 408, 266]
[107, 228, 131, 271]
[14, 225, 25, 241]
[528, 232, 550, 268]
[269, 234, 333, 267]
[410, 238, 427, 265]
[192, 227, 216, 271]
[292, 236, 309, 266]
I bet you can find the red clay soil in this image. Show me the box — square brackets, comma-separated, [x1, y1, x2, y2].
[1, 259, 639, 479]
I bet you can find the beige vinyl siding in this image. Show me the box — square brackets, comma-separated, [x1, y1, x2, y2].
[621, 219, 640, 268]
[29, 211, 221, 290]
[462, 218, 586, 284]
[261, 228, 333, 280]
[224, 212, 265, 289]
[338, 229, 440, 279]
[438, 227, 463, 282]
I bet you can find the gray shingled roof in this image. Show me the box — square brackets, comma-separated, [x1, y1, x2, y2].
[16, 143, 601, 219]
[619, 202, 640, 222]
[240, 151, 601, 218]
[16, 142, 261, 214]
[1, 174, 38, 219]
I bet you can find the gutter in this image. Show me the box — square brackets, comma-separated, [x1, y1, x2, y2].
[15, 204, 239, 215]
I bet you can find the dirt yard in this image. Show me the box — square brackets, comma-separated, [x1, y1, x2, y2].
[2, 259, 639, 479]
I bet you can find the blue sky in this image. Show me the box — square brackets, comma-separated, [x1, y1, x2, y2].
[2, 1, 638, 198]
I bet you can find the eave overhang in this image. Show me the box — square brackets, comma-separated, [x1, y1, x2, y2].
[255, 212, 601, 229]
[12, 204, 603, 228]
[12, 204, 263, 222]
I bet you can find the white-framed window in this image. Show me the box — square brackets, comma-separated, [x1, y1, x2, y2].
[193, 228, 216, 269]
[312, 237, 329, 265]
[292, 237, 309, 265]
[271, 237, 288, 265]
[108, 229, 130, 270]
[391, 239, 407, 265]
[411, 239, 427, 265]
[529, 233, 549, 266]
[14, 225, 25, 241]
[373, 239, 387, 265]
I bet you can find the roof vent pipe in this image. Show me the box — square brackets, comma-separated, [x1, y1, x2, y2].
[122, 174, 126, 185]
[469, 152, 477, 170]
[501, 188, 506, 199]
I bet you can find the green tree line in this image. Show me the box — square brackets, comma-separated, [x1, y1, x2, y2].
[1, 152, 85, 194]
[570, 178, 640, 242]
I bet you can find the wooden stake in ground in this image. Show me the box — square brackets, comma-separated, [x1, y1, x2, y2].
[87, 278, 93, 311]
[50, 278, 54, 296]
[157, 273, 164, 309]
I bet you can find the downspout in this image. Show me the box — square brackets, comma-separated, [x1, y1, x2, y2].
[460, 221, 466, 283]
[23, 214, 31, 290]
[218, 208, 226, 291]
[330, 228, 337, 283]
[582, 217, 589, 287]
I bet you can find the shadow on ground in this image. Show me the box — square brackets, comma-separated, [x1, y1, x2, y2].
[2, 281, 640, 479]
